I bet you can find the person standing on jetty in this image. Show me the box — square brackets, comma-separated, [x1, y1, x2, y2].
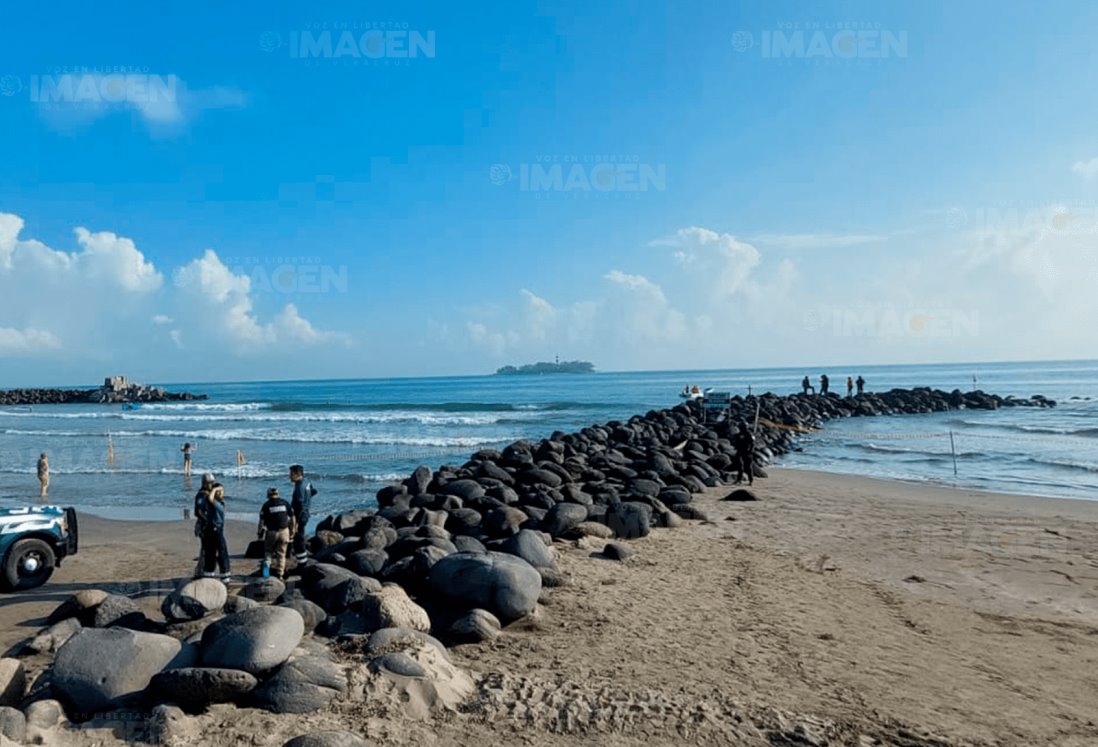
[36, 452, 49, 498]
[846, 376, 854, 397]
[820, 374, 830, 395]
[289, 465, 316, 565]
[198, 473, 231, 581]
[733, 421, 755, 486]
[258, 487, 295, 580]
[180, 442, 195, 477]
[801, 376, 814, 394]
[856, 375, 865, 395]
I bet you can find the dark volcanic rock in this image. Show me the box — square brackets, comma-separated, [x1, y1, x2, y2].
[148, 667, 259, 712]
[428, 551, 541, 623]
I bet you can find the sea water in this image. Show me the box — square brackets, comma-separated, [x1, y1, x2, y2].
[0, 359, 1095, 521]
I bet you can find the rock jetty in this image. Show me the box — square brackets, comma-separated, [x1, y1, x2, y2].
[0, 387, 1053, 743]
[0, 376, 206, 406]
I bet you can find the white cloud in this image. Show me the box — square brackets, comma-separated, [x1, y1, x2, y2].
[747, 232, 887, 250]
[73, 227, 162, 292]
[33, 74, 245, 134]
[1071, 157, 1098, 179]
[0, 212, 348, 380]
[0, 327, 60, 354]
[463, 228, 778, 367]
[173, 250, 348, 349]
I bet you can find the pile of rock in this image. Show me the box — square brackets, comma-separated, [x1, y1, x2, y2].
[6, 573, 476, 744]
[0, 385, 206, 406]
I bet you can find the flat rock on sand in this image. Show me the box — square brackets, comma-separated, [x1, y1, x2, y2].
[250, 655, 347, 713]
[52, 628, 194, 715]
[148, 667, 259, 712]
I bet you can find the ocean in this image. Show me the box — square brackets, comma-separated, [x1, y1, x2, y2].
[0, 360, 1095, 523]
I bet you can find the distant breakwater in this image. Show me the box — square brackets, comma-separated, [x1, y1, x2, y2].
[0, 385, 207, 406]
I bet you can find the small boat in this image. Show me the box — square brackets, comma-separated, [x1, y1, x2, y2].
[678, 387, 705, 401]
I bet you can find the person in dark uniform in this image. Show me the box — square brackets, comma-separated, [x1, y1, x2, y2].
[820, 374, 830, 395]
[732, 421, 755, 486]
[801, 375, 814, 394]
[192, 474, 212, 578]
[199, 473, 230, 581]
[289, 465, 315, 564]
[846, 376, 854, 397]
[258, 487, 296, 580]
[856, 375, 865, 395]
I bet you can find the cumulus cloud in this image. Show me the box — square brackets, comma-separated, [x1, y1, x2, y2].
[462, 228, 778, 367]
[173, 250, 350, 349]
[0, 211, 348, 380]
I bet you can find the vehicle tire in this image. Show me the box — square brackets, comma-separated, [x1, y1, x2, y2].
[3, 538, 55, 591]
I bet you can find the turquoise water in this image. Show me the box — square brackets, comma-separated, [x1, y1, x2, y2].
[0, 360, 1096, 521]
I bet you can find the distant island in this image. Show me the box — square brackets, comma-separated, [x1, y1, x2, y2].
[495, 360, 595, 375]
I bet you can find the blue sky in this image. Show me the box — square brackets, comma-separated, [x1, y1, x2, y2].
[1, 0, 1097, 385]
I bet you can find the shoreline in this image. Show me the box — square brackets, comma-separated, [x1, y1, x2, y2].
[14, 458, 1095, 526]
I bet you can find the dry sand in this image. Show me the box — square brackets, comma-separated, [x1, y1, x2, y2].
[1, 468, 1096, 746]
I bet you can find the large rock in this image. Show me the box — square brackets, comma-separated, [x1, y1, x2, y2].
[250, 656, 347, 713]
[280, 599, 326, 634]
[439, 479, 485, 501]
[0, 660, 24, 708]
[499, 529, 555, 569]
[200, 606, 304, 675]
[242, 577, 286, 604]
[161, 578, 228, 621]
[607, 502, 651, 539]
[427, 552, 541, 623]
[92, 594, 146, 629]
[447, 609, 501, 644]
[148, 667, 259, 712]
[52, 628, 194, 715]
[47, 589, 108, 625]
[284, 731, 370, 747]
[27, 618, 81, 655]
[540, 503, 588, 537]
[0, 706, 25, 743]
[358, 584, 431, 633]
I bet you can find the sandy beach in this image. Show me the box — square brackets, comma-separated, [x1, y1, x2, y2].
[1, 468, 1096, 746]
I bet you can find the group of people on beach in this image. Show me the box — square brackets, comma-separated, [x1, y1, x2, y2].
[802, 374, 865, 397]
[192, 464, 317, 581]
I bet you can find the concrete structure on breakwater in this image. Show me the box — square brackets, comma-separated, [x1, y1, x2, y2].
[0, 376, 207, 406]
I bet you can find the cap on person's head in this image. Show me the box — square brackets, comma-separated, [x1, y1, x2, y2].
[289, 464, 304, 477]
[202, 472, 215, 485]
[267, 487, 280, 499]
[40, 452, 46, 458]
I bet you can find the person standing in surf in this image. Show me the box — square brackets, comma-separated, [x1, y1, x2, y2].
[36, 452, 49, 498]
[181, 442, 195, 477]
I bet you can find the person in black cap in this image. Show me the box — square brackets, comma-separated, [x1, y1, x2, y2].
[258, 487, 296, 580]
[289, 465, 316, 564]
[733, 421, 755, 486]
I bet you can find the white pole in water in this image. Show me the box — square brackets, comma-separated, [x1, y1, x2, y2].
[949, 430, 958, 477]
[753, 399, 761, 434]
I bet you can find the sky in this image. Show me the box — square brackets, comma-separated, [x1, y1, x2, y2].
[1, 0, 1097, 386]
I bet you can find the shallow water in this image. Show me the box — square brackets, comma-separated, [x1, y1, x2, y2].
[1, 359, 1095, 520]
